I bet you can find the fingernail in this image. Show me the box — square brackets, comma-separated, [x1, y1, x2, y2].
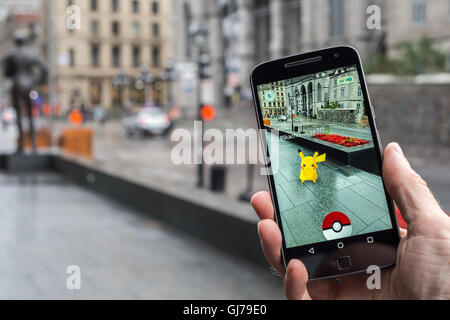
[391, 142, 405, 158]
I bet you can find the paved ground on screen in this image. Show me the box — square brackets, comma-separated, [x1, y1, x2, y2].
[0, 172, 283, 299]
[272, 135, 392, 247]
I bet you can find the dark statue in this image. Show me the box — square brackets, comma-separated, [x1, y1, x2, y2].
[2, 33, 48, 153]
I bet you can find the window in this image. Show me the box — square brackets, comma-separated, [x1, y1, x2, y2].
[334, 78, 337, 86]
[132, 45, 141, 67]
[333, 90, 337, 99]
[131, 22, 140, 37]
[152, 47, 160, 68]
[132, 0, 139, 13]
[112, 0, 119, 12]
[152, 46, 160, 67]
[341, 87, 345, 98]
[152, 1, 159, 14]
[152, 23, 159, 37]
[358, 86, 362, 97]
[91, 44, 100, 67]
[112, 21, 120, 36]
[329, 0, 344, 37]
[413, 0, 426, 26]
[91, 20, 99, 36]
[112, 45, 121, 67]
[91, 0, 98, 11]
[69, 48, 75, 67]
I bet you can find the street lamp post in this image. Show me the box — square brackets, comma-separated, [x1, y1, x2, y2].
[296, 90, 305, 134]
[189, 22, 210, 188]
[160, 63, 176, 107]
[289, 94, 294, 131]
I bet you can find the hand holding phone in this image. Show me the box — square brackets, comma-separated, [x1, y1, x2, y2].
[251, 47, 400, 280]
[250, 47, 450, 293]
[252, 142, 450, 299]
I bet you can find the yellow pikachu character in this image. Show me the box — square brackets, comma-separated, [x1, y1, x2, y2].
[299, 150, 326, 183]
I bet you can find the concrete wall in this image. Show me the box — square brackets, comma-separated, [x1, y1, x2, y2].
[368, 78, 450, 154]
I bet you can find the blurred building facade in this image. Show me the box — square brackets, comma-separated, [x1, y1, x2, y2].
[171, 0, 385, 116]
[385, 0, 450, 62]
[42, 0, 172, 114]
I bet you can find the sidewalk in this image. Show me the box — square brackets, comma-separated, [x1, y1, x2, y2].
[269, 133, 391, 247]
[0, 171, 283, 299]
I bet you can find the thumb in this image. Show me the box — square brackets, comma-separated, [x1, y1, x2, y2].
[382, 143, 445, 226]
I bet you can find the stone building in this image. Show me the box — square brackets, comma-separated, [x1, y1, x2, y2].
[385, 0, 450, 67]
[257, 80, 287, 117]
[41, 0, 172, 113]
[171, 0, 385, 116]
[256, 65, 364, 123]
[284, 66, 364, 123]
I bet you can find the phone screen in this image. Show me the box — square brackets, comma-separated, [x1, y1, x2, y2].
[256, 64, 393, 249]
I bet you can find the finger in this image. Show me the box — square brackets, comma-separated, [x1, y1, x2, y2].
[382, 143, 446, 225]
[258, 219, 285, 275]
[284, 259, 310, 300]
[251, 191, 274, 220]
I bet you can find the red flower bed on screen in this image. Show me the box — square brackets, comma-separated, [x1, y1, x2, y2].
[314, 133, 369, 147]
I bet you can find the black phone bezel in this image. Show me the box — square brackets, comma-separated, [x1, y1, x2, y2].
[250, 46, 401, 280]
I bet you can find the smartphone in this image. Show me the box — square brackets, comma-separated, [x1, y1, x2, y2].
[250, 46, 400, 280]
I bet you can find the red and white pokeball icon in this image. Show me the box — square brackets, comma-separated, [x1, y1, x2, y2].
[322, 211, 352, 240]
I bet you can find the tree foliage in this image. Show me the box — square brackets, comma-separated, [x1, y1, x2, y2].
[366, 37, 446, 75]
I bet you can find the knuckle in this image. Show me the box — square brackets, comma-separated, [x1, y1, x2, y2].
[408, 170, 427, 187]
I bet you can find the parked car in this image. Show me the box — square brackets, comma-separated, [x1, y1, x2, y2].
[122, 107, 172, 137]
[277, 114, 288, 121]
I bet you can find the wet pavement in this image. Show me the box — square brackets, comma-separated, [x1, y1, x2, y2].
[0, 172, 283, 299]
[269, 133, 392, 247]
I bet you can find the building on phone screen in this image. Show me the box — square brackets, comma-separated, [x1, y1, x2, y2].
[258, 66, 364, 124]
